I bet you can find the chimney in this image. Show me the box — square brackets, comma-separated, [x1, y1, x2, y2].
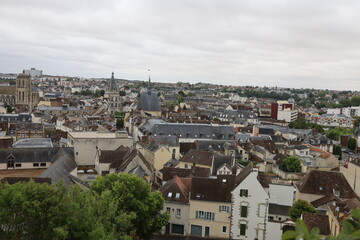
[232, 166, 237, 175]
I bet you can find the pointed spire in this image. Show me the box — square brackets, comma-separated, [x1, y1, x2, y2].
[111, 71, 114, 80]
[147, 69, 151, 90]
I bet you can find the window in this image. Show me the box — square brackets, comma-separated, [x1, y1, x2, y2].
[222, 226, 227, 234]
[219, 205, 229, 213]
[15, 163, 22, 168]
[33, 163, 39, 167]
[168, 192, 172, 198]
[240, 206, 248, 218]
[205, 226, 210, 237]
[166, 207, 171, 213]
[175, 193, 180, 199]
[240, 189, 248, 197]
[7, 155, 15, 169]
[196, 211, 215, 220]
[171, 224, 184, 235]
[240, 223, 247, 236]
[176, 209, 181, 217]
[40, 163, 46, 167]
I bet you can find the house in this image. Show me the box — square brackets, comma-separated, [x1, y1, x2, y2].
[327, 198, 360, 237]
[231, 162, 271, 240]
[0, 147, 77, 186]
[302, 213, 330, 236]
[340, 157, 360, 196]
[177, 149, 214, 172]
[160, 176, 191, 235]
[301, 144, 339, 170]
[189, 175, 235, 238]
[295, 170, 357, 205]
[311, 114, 354, 128]
[15, 122, 44, 140]
[67, 131, 134, 165]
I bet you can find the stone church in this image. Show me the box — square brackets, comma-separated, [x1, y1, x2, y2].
[0, 72, 40, 112]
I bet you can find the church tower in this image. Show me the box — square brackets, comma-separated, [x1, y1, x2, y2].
[109, 71, 117, 92]
[15, 72, 32, 110]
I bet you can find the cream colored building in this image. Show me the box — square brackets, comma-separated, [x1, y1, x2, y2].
[340, 158, 360, 196]
[189, 175, 234, 238]
[67, 131, 134, 166]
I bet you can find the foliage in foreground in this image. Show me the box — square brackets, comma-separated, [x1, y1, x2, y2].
[282, 208, 360, 240]
[0, 173, 168, 240]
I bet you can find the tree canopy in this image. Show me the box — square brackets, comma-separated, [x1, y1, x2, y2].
[279, 156, 302, 173]
[0, 173, 168, 240]
[288, 199, 316, 221]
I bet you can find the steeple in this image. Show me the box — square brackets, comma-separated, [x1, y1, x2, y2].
[147, 69, 151, 90]
[110, 71, 116, 91]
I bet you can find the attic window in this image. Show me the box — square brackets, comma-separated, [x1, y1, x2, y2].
[175, 193, 180, 199]
[334, 189, 340, 197]
[168, 192, 172, 198]
[319, 186, 323, 191]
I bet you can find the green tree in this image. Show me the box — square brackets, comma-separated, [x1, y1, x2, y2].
[116, 118, 124, 130]
[0, 181, 71, 240]
[91, 174, 169, 240]
[119, 90, 126, 96]
[282, 219, 322, 240]
[94, 89, 105, 97]
[283, 208, 360, 240]
[280, 156, 302, 172]
[4, 104, 14, 113]
[333, 145, 342, 160]
[288, 200, 316, 221]
[348, 138, 357, 151]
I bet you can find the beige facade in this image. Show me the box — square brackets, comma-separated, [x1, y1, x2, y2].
[189, 200, 231, 238]
[67, 132, 134, 166]
[340, 162, 360, 196]
[143, 146, 172, 171]
[15, 73, 40, 110]
[328, 208, 340, 237]
[164, 202, 190, 235]
[177, 161, 211, 170]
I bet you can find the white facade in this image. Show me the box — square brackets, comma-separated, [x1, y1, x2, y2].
[327, 107, 360, 117]
[268, 183, 295, 206]
[277, 109, 298, 123]
[23, 68, 42, 77]
[231, 168, 269, 240]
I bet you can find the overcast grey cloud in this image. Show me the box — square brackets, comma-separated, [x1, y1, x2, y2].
[1, 0, 360, 90]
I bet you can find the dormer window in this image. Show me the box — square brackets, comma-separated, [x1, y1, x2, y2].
[7, 155, 15, 169]
[168, 192, 172, 198]
[175, 193, 180, 199]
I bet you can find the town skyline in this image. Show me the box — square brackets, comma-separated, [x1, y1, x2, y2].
[1, 0, 360, 90]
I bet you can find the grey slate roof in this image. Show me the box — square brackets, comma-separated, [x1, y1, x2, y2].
[0, 147, 60, 163]
[12, 138, 53, 148]
[137, 91, 161, 111]
[40, 148, 77, 186]
[149, 123, 235, 140]
[269, 203, 291, 216]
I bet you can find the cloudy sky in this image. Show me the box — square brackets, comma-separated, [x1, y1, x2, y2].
[1, 0, 360, 90]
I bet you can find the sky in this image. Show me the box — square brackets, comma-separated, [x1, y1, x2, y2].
[1, 0, 360, 90]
